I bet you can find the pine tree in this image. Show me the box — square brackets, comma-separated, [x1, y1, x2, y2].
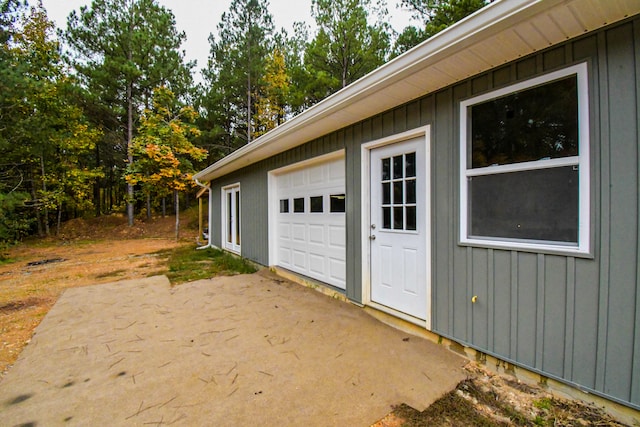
[200, 0, 274, 153]
[64, 0, 194, 225]
[393, 0, 487, 56]
[303, 0, 391, 103]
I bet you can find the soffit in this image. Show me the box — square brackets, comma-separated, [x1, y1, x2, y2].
[195, 0, 640, 182]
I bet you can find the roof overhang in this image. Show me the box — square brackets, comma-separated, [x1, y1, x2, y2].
[194, 0, 640, 182]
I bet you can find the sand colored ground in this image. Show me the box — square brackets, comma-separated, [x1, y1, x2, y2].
[0, 272, 466, 426]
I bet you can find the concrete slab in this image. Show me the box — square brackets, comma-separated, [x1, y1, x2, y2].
[0, 271, 466, 426]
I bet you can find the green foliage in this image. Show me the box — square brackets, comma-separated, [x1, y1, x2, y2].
[157, 245, 257, 284]
[201, 0, 274, 149]
[126, 86, 206, 196]
[1, 2, 103, 237]
[304, 0, 390, 102]
[393, 0, 487, 56]
[0, 192, 33, 248]
[533, 397, 553, 411]
[254, 48, 290, 136]
[64, 0, 194, 223]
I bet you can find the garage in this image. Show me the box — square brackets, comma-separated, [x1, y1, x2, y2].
[270, 153, 346, 289]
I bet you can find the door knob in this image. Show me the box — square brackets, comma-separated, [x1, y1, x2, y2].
[369, 235, 376, 240]
[371, 224, 376, 229]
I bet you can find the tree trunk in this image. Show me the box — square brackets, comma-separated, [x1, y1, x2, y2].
[174, 190, 180, 241]
[146, 193, 152, 220]
[40, 155, 50, 236]
[162, 197, 166, 217]
[56, 205, 62, 236]
[247, 25, 252, 144]
[126, 85, 135, 226]
[29, 173, 43, 237]
[126, 43, 135, 226]
[94, 144, 101, 217]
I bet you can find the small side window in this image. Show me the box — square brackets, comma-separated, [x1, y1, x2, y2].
[310, 196, 323, 213]
[279, 199, 289, 213]
[293, 197, 305, 213]
[330, 194, 346, 213]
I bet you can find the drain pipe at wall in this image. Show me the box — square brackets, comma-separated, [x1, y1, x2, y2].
[194, 178, 219, 250]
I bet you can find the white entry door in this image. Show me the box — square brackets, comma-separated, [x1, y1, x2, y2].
[223, 184, 241, 254]
[370, 137, 428, 320]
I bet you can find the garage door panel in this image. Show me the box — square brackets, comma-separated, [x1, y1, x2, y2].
[328, 160, 345, 182]
[292, 223, 306, 242]
[328, 225, 346, 248]
[309, 224, 325, 244]
[279, 247, 291, 265]
[293, 249, 307, 269]
[278, 222, 291, 239]
[274, 155, 346, 290]
[291, 170, 305, 188]
[329, 258, 346, 283]
[308, 164, 324, 184]
[309, 253, 325, 276]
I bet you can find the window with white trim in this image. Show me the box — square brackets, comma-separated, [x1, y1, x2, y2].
[460, 63, 590, 254]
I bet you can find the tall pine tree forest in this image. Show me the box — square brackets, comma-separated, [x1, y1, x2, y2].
[0, 0, 486, 245]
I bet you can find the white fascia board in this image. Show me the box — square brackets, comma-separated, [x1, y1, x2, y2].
[194, 0, 611, 183]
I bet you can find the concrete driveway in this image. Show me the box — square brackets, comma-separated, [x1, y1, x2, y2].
[0, 271, 465, 426]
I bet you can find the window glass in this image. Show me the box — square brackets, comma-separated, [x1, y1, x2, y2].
[382, 158, 390, 180]
[470, 76, 578, 168]
[393, 182, 403, 204]
[393, 207, 403, 229]
[405, 179, 416, 204]
[406, 206, 417, 231]
[330, 194, 345, 213]
[469, 166, 579, 243]
[383, 207, 391, 229]
[310, 196, 323, 213]
[227, 192, 232, 243]
[293, 197, 304, 213]
[280, 199, 289, 213]
[380, 152, 418, 231]
[393, 156, 403, 179]
[382, 183, 390, 205]
[235, 190, 241, 245]
[405, 152, 416, 177]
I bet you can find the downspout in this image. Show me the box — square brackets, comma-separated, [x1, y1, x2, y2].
[194, 178, 219, 250]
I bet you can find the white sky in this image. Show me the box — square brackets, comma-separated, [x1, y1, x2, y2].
[40, 0, 416, 81]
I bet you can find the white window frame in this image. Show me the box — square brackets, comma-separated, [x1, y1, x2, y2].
[459, 62, 590, 255]
[221, 183, 241, 254]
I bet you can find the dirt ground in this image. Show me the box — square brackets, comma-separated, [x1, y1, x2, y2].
[0, 213, 188, 375]
[0, 212, 633, 426]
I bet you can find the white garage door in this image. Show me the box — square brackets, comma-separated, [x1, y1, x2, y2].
[273, 156, 346, 289]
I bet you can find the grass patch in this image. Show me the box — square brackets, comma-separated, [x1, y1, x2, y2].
[0, 255, 15, 265]
[158, 245, 257, 285]
[94, 269, 128, 279]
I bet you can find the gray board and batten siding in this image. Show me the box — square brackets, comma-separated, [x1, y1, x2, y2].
[208, 17, 640, 409]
